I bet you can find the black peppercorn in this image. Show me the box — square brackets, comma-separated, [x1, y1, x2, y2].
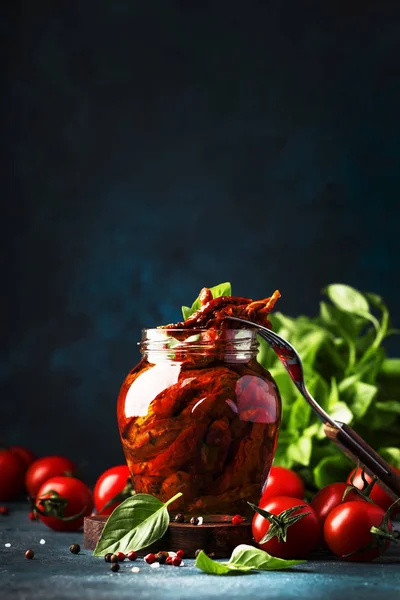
[104, 553, 113, 563]
[190, 516, 199, 525]
[174, 513, 185, 523]
[69, 544, 80, 554]
[110, 563, 120, 572]
[155, 552, 167, 564]
[25, 549, 34, 559]
[110, 554, 119, 563]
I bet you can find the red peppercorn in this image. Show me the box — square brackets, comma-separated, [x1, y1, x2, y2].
[176, 549, 184, 558]
[25, 549, 34, 559]
[231, 514, 244, 525]
[0, 506, 9, 515]
[117, 552, 125, 562]
[127, 550, 137, 561]
[28, 511, 37, 521]
[172, 556, 182, 566]
[144, 553, 156, 564]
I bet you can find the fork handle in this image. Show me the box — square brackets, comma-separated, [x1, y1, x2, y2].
[324, 421, 400, 500]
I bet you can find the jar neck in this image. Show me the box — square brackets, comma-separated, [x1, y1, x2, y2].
[140, 328, 259, 364]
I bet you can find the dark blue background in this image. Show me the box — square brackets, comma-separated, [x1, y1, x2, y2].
[2, 1, 400, 481]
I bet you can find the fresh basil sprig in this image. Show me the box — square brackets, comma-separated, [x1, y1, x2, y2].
[93, 492, 182, 556]
[195, 544, 305, 575]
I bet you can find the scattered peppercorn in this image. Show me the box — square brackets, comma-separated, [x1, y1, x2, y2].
[110, 563, 120, 572]
[194, 549, 203, 558]
[0, 506, 9, 515]
[127, 550, 137, 561]
[117, 552, 125, 562]
[231, 514, 244, 526]
[144, 553, 156, 564]
[176, 549, 184, 558]
[28, 511, 37, 521]
[155, 552, 167, 564]
[104, 553, 113, 563]
[190, 516, 199, 525]
[25, 549, 34, 559]
[172, 556, 182, 566]
[174, 513, 185, 523]
[110, 554, 119, 563]
[69, 544, 80, 554]
[208, 552, 216, 558]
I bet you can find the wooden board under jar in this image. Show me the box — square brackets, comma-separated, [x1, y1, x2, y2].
[84, 514, 253, 558]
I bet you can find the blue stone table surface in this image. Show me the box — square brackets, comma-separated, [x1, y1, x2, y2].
[1, 504, 399, 600]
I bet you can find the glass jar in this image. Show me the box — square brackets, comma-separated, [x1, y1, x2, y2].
[117, 328, 281, 517]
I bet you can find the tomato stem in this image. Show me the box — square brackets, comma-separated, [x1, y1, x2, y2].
[34, 490, 87, 522]
[248, 502, 310, 543]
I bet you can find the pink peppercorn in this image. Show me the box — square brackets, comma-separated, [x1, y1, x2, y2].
[144, 553, 156, 564]
[231, 514, 244, 525]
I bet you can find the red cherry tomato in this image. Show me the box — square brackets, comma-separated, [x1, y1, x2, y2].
[25, 456, 77, 498]
[324, 501, 392, 561]
[252, 496, 320, 559]
[347, 467, 400, 515]
[311, 482, 364, 528]
[94, 465, 132, 515]
[261, 467, 305, 501]
[0, 450, 26, 501]
[10, 446, 37, 469]
[35, 476, 93, 531]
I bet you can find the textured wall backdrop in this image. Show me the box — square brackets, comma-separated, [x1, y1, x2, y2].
[2, 1, 400, 480]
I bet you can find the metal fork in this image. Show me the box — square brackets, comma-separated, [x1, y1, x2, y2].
[227, 315, 400, 499]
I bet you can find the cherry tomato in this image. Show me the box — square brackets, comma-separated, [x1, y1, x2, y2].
[347, 467, 400, 515]
[324, 501, 392, 561]
[261, 467, 305, 501]
[311, 482, 364, 528]
[10, 446, 37, 469]
[35, 476, 93, 531]
[94, 465, 132, 515]
[25, 456, 77, 498]
[0, 450, 26, 501]
[252, 496, 320, 559]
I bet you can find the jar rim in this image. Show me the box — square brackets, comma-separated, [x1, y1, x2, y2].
[141, 327, 258, 337]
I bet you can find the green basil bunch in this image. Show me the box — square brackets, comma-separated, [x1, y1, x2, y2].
[257, 284, 400, 490]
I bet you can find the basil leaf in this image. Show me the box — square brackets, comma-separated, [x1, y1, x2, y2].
[375, 400, 400, 414]
[351, 382, 377, 419]
[325, 284, 380, 334]
[325, 284, 370, 315]
[181, 306, 192, 320]
[287, 435, 312, 466]
[313, 454, 351, 488]
[229, 544, 306, 570]
[378, 447, 400, 469]
[93, 492, 182, 556]
[288, 397, 311, 434]
[183, 282, 232, 319]
[195, 545, 305, 575]
[195, 551, 254, 575]
[380, 358, 400, 378]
